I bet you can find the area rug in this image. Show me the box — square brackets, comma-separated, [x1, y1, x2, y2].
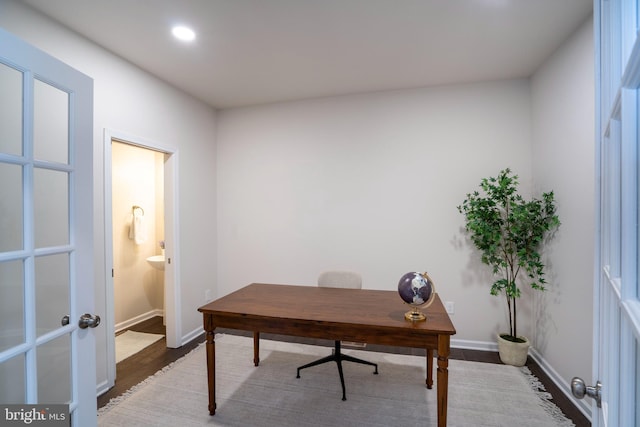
[99, 334, 574, 426]
[115, 331, 164, 363]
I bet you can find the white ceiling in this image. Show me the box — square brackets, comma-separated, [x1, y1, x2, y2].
[20, 0, 593, 109]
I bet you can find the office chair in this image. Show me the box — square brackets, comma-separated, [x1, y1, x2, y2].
[296, 271, 378, 401]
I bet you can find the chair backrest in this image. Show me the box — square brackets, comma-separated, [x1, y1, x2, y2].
[317, 271, 362, 289]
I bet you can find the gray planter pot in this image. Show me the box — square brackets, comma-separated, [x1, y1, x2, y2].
[497, 333, 530, 366]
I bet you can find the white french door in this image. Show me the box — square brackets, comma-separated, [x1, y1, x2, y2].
[0, 28, 96, 426]
[593, 1, 640, 426]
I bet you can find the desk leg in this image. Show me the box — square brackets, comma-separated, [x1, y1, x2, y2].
[253, 331, 260, 366]
[437, 335, 450, 427]
[204, 317, 216, 415]
[426, 348, 434, 389]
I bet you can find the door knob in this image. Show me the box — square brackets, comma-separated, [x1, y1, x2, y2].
[78, 313, 101, 329]
[571, 377, 602, 408]
[61, 315, 69, 326]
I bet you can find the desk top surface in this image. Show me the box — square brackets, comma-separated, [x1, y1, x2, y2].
[199, 283, 456, 335]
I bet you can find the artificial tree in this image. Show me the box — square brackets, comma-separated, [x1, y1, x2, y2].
[458, 168, 560, 342]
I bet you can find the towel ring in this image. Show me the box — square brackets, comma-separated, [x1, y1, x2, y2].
[132, 205, 144, 216]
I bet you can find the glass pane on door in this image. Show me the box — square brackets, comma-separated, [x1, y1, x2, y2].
[33, 79, 68, 164]
[0, 163, 23, 252]
[35, 253, 69, 337]
[0, 354, 25, 404]
[34, 168, 68, 248]
[0, 62, 22, 156]
[0, 260, 25, 352]
[37, 334, 71, 403]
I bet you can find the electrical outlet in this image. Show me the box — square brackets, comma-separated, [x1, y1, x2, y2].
[205, 289, 212, 301]
[445, 301, 454, 314]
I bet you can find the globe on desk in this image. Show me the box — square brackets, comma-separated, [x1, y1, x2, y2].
[397, 272, 436, 322]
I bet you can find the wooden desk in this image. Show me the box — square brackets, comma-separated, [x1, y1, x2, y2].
[198, 283, 456, 427]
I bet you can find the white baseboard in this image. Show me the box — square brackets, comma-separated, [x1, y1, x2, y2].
[96, 379, 110, 397]
[181, 326, 205, 346]
[115, 309, 164, 333]
[451, 338, 498, 352]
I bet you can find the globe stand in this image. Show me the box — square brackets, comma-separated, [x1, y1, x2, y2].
[397, 272, 436, 323]
[404, 307, 426, 322]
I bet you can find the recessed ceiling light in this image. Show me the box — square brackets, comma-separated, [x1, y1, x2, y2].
[172, 26, 196, 42]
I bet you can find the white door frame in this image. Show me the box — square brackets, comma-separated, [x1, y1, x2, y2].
[102, 128, 181, 389]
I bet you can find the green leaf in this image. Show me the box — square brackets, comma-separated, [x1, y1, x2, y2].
[458, 168, 560, 338]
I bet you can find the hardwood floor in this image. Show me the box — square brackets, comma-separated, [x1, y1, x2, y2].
[97, 316, 590, 426]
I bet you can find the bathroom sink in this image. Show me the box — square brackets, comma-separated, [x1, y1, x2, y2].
[146, 255, 165, 270]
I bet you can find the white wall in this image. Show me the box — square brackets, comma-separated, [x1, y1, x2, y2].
[217, 80, 535, 343]
[531, 15, 595, 410]
[0, 0, 218, 389]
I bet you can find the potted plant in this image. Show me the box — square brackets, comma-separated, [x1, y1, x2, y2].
[457, 168, 560, 366]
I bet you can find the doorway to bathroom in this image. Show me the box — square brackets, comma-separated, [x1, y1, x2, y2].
[103, 129, 181, 389]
